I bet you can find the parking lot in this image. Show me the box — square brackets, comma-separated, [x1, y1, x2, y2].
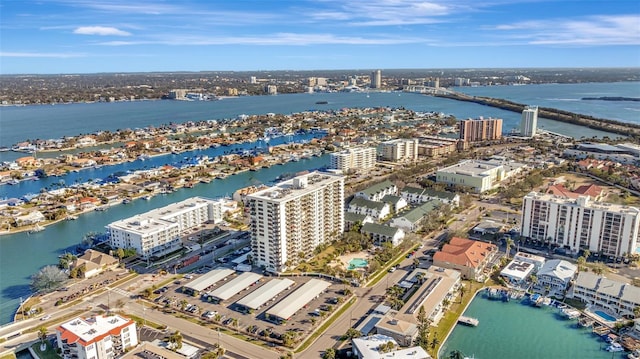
[148, 269, 349, 347]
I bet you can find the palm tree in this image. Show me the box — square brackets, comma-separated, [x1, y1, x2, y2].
[230, 318, 239, 330]
[633, 306, 640, 319]
[430, 336, 440, 350]
[169, 330, 183, 350]
[179, 299, 188, 311]
[458, 285, 466, 303]
[505, 238, 514, 259]
[38, 326, 48, 351]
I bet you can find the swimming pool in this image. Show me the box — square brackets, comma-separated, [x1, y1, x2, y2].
[347, 258, 368, 270]
[594, 310, 617, 322]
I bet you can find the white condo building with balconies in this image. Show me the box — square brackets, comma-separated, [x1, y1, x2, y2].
[330, 147, 377, 172]
[107, 197, 225, 259]
[56, 315, 138, 359]
[247, 171, 344, 273]
[521, 192, 640, 257]
[520, 105, 538, 137]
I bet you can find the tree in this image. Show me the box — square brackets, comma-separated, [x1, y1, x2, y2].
[415, 306, 430, 350]
[430, 336, 440, 350]
[38, 326, 48, 351]
[458, 285, 466, 303]
[576, 256, 586, 271]
[116, 248, 125, 260]
[169, 330, 183, 350]
[58, 253, 77, 269]
[322, 348, 336, 359]
[31, 265, 67, 293]
[343, 328, 361, 340]
[633, 306, 640, 319]
[202, 344, 225, 359]
[449, 350, 465, 359]
[505, 238, 514, 259]
[179, 299, 188, 311]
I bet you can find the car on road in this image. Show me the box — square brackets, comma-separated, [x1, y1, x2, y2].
[388, 267, 396, 273]
[40, 315, 51, 321]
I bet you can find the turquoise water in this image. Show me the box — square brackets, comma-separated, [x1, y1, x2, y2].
[440, 293, 625, 359]
[594, 310, 617, 322]
[347, 258, 368, 270]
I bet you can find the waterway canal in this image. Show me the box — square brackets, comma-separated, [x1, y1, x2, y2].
[439, 292, 626, 359]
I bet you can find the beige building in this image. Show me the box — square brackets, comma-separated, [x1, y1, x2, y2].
[247, 171, 344, 273]
[571, 272, 640, 317]
[329, 147, 377, 172]
[433, 237, 498, 280]
[71, 249, 119, 278]
[436, 159, 525, 193]
[380, 139, 419, 162]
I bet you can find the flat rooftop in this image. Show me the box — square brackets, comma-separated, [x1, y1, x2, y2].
[437, 159, 500, 177]
[108, 196, 219, 234]
[58, 314, 133, 344]
[248, 171, 343, 202]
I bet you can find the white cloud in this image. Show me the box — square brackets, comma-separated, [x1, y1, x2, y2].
[96, 32, 424, 46]
[493, 15, 640, 46]
[0, 52, 85, 58]
[73, 26, 131, 36]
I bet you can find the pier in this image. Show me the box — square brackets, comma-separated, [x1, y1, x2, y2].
[458, 316, 479, 327]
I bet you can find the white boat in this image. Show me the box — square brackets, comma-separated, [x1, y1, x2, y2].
[29, 224, 45, 233]
[561, 307, 581, 319]
[606, 343, 624, 352]
[65, 215, 78, 221]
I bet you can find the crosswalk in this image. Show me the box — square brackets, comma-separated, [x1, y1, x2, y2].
[109, 287, 133, 298]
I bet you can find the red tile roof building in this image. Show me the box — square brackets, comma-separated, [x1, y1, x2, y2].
[433, 237, 498, 280]
[56, 314, 137, 359]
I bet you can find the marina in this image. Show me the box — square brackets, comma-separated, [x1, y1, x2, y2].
[440, 292, 627, 359]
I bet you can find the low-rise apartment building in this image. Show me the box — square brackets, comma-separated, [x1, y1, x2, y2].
[570, 272, 640, 317]
[56, 314, 138, 359]
[107, 197, 226, 259]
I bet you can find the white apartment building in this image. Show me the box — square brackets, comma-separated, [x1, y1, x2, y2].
[56, 314, 138, 359]
[571, 272, 640, 317]
[247, 171, 344, 273]
[520, 105, 538, 137]
[380, 139, 419, 162]
[107, 197, 225, 259]
[436, 159, 526, 193]
[329, 147, 377, 172]
[521, 193, 640, 257]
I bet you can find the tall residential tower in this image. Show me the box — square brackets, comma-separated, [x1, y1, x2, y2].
[247, 171, 345, 273]
[520, 106, 539, 137]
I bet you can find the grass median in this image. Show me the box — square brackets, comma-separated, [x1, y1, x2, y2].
[295, 296, 356, 353]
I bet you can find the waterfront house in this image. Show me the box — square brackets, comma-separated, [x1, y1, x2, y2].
[355, 180, 398, 202]
[433, 237, 498, 281]
[15, 156, 39, 168]
[536, 259, 577, 295]
[71, 249, 119, 278]
[361, 222, 405, 246]
[500, 259, 535, 286]
[570, 272, 640, 318]
[14, 210, 45, 226]
[347, 197, 390, 221]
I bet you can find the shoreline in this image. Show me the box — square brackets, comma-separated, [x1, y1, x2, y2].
[434, 92, 640, 137]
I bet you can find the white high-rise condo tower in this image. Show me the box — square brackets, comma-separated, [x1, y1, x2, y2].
[520, 106, 538, 137]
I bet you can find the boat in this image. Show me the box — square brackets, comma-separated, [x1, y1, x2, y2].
[458, 316, 479, 327]
[315, 101, 328, 104]
[7, 179, 20, 185]
[65, 215, 78, 221]
[578, 317, 595, 328]
[122, 198, 131, 204]
[29, 224, 45, 233]
[606, 343, 624, 352]
[561, 307, 581, 319]
[94, 206, 108, 211]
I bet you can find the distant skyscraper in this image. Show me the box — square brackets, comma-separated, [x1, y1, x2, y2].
[371, 70, 382, 89]
[459, 117, 503, 142]
[520, 106, 538, 137]
[250, 76, 257, 84]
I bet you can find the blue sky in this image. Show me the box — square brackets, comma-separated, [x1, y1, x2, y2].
[1, 0, 639, 74]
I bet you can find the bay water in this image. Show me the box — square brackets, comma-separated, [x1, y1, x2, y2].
[440, 293, 626, 359]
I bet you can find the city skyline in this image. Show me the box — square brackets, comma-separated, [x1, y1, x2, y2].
[1, 0, 639, 74]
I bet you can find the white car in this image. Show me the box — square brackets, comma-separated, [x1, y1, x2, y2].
[41, 315, 51, 321]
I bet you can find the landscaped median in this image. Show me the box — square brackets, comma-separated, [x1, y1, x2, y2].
[294, 296, 356, 353]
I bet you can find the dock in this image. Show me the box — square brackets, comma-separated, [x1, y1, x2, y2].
[458, 316, 479, 327]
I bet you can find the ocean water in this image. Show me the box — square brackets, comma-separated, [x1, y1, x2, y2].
[454, 81, 640, 123]
[2, 83, 636, 150]
[440, 293, 626, 359]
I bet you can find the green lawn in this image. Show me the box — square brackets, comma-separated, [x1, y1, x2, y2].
[30, 342, 60, 359]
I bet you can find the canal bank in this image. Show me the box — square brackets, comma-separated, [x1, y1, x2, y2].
[0, 154, 329, 325]
[439, 291, 627, 359]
